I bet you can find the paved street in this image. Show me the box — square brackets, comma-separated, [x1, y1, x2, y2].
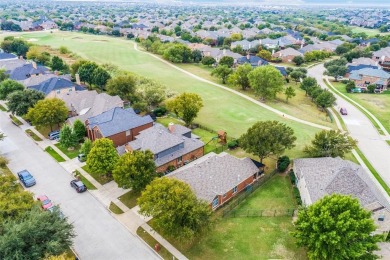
[309, 64, 390, 188]
[0, 112, 159, 260]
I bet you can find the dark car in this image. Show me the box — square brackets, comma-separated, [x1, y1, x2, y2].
[70, 180, 87, 193]
[340, 107, 348, 115]
[17, 170, 36, 187]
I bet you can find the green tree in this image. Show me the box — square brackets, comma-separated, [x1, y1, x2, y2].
[192, 50, 202, 63]
[70, 59, 88, 78]
[166, 92, 203, 127]
[304, 130, 357, 158]
[136, 79, 167, 111]
[300, 77, 317, 96]
[292, 56, 304, 66]
[345, 81, 356, 93]
[6, 89, 45, 116]
[51, 56, 68, 73]
[284, 86, 296, 103]
[240, 121, 297, 163]
[59, 124, 77, 149]
[78, 61, 99, 85]
[367, 84, 376, 93]
[227, 63, 253, 90]
[73, 119, 86, 142]
[106, 74, 137, 102]
[138, 178, 212, 239]
[59, 46, 70, 54]
[211, 65, 233, 84]
[0, 208, 75, 260]
[293, 194, 380, 260]
[219, 56, 234, 68]
[86, 138, 119, 175]
[289, 70, 306, 83]
[113, 151, 156, 192]
[91, 66, 111, 90]
[0, 69, 9, 82]
[201, 56, 216, 66]
[163, 44, 192, 63]
[257, 49, 272, 61]
[26, 98, 68, 131]
[248, 65, 284, 100]
[315, 91, 336, 110]
[0, 79, 24, 100]
[324, 65, 348, 81]
[79, 138, 93, 157]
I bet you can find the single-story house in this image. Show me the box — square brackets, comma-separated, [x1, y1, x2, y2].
[294, 157, 390, 233]
[86, 107, 153, 147]
[167, 152, 264, 210]
[348, 67, 390, 91]
[272, 47, 303, 63]
[118, 123, 204, 173]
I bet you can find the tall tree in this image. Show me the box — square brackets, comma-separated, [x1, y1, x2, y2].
[78, 61, 99, 85]
[86, 138, 119, 175]
[0, 208, 75, 260]
[284, 86, 296, 103]
[79, 138, 93, 157]
[292, 56, 304, 66]
[211, 65, 233, 84]
[304, 130, 357, 158]
[26, 98, 68, 131]
[240, 121, 297, 163]
[50, 56, 68, 73]
[324, 65, 348, 81]
[59, 125, 77, 149]
[227, 63, 253, 90]
[257, 49, 272, 61]
[289, 70, 306, 83]
[91, 66, 111, 90]
[113, 150, 156, 192]
[166, 92, 203, 127]
[248, 65, 284, 100]
[136, 79, 167, 111]
[293, 194, 380, 260]
[201, 56, 216, 66]
[72, 119, 86, 142]
[0, 79, 24, 100]
[315, 91, 336, 110]
[106, 74, 137, 102]
[138, 178, 212, 239]
[0, 69, 9, 82]
[6, 89, 45, 116]
[300, 77, 317, 96]
[219, 56, 234, 68]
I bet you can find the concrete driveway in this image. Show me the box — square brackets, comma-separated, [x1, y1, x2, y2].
[0, 112, 159, 260]
[309, 64, 390, 188]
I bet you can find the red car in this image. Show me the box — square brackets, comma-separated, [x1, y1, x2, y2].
[37, 195, 53, 210]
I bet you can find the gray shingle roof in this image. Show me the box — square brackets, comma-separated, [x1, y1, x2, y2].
[29, 77, 84, 96]
[166, 152, 259, 203]
[88, 107, 153, 137]
[294, 157, 390, 210]
[10, 63, 48, 81]
[349, 68, 390, 80]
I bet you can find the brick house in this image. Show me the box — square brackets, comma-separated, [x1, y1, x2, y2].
[117, 123, 204, 173]
[348, 68, 390, 91]
[372, 47, 390, 71]
[167, 152, 263, 210]
[28, 77, 85, 97]
[272, 47, 304, 63]
[85, 107, 153, 147]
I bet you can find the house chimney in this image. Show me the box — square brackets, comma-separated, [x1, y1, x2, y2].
[54, 70, 59, 76]
[75, 73, 81, 85]
[32, 61, 37, 69]
[19, 55, 24, 60]
[168, 122, 175, 133]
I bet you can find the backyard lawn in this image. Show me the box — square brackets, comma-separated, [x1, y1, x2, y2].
[151, 174, 306, 260]
[331, 81, 390, 134]
[10, 31, 325, 159]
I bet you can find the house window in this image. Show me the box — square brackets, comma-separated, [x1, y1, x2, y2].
[178, 156, 182, 163]
[126, 130, 131, 136]
[233, 186, 237, 194]
[223, 193, 227, 198]
[212, 197, 219, 209]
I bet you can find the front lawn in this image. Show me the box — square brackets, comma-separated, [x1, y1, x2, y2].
[82, 165, 113, 185]
[55, 143, 81, 159]
[25, 129, 43, 141]
[74, 170, 97, 190]
[109, 202, 124, 214]
[137, 226, 175, 260]
[10, 115, 23, 126]
[151, 174, 306, 260]
[44, 146, 65, 162]
[118, 190, 140, 209]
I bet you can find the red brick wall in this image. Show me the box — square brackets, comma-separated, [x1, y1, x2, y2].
[352, 75, 389, 87]
[156, 146, 204, 173]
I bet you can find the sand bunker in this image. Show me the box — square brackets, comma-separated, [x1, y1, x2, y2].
[27, 38, 38, 42]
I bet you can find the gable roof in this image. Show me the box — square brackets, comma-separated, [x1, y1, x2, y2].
[88, 107, 153, 137]
[167, 152, 259, 203]
[273, 47, 303, 57]
[0, 52, 17, 60]
[349, 68, 390, 80]
[29, 77, 84, 96]
[10, 63, 48, 81]
[237, 55, 268, 67]
[347, 64, 379, 74]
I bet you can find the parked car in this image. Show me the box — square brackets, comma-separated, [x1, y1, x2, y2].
[340, 107, 348, 115]
[70, 180, 87, 193]
[77, 153, 86, 162]
[48, 205, 65, 219]
[17, 170, 36, 187]
[48, 130, 60, 140]
[37, 195, 53, 210]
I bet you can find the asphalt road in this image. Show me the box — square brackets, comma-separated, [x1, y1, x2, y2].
[309, 64, 390, 187]
[0, 112, 158, 260]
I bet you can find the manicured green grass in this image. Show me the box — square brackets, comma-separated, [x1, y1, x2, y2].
[25, 129, 43, 141]
[118, 190, 140, 209]
[109, 202, 124, 214]
[45, 146, 65, 162]
[329, 80, 390, 134]
[151, 175, 306, 259]
[82, 165, 113, 185]
[55, 143, 80, 159]
[137, 226, 175, 260]
[10, 115, 23, 126]
[0, 104, 7, 111]
[355, 148, 390, 196]
[350, 26, 390, 36]
[12, 31, 324, 160]
[74, 170, 97, 190]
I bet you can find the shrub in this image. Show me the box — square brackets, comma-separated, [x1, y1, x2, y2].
[289, 169, 296, 184]
[293, 186, 302, 205]
[341, 79, 349, 84]
[277, 156, 290, 172]
[227, 140, 238, 149]
[0, 156, 9, 167]
[153, 106, 167, 117]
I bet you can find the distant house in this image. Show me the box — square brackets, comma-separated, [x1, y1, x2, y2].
[348, 68, 390, 91]
[299, 42, 338, 54]
[9, 62, 48, 81]
[86, 107, 153, 147]
[272, 47, 303, 63]
[372, 47, 390, 71]
[118, 123, 204, 173]
[237, 54, 268, 67]
[28, 77, 85, 97]
[294, 157, 390, 234]
[167, 152, 264, 210]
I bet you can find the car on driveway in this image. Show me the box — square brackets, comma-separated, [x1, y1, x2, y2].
[340, 107, 348, 115]
[48, 130, 60, 140]
[70, 180, 87, 193]
[17, 170, 36, 187]
[37, 195, 53, 210]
